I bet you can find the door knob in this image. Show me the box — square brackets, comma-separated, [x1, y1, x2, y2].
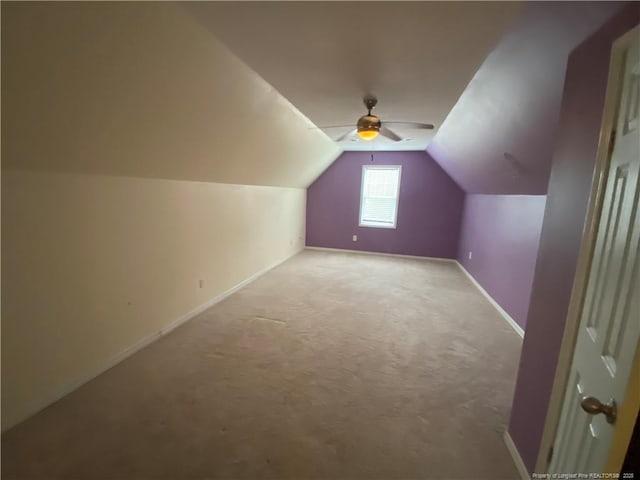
[580, 396, 617, 424]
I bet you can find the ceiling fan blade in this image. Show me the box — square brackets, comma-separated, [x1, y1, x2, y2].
[379, 126, 402, 142]
[384, 121, 435, 130]
[308, 124, 355, 130]
[335, 129, 357, 142]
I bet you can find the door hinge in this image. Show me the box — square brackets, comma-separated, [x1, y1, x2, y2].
[609, 130, 617, 155]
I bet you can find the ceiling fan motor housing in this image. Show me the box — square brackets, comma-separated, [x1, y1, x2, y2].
[357, 114, 381, 134]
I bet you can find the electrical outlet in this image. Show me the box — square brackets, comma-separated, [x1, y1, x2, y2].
[199, 279, 204, 288]
[468, 251, 473, 260]
[352, 235, 358, 242]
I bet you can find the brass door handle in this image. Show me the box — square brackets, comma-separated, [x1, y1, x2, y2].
[580, 396, 617, 424]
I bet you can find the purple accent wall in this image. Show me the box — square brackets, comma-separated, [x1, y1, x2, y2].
[457, 194, 546, 329]
[306, 151, 464, 258]
[426, 1, 627, 195]
[508, 7, 640, 473]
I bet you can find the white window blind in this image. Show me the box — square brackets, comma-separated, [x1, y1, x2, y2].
[359, 165, 402, 228]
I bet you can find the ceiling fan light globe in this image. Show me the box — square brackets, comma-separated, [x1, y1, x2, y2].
[358, 130, 379, 140]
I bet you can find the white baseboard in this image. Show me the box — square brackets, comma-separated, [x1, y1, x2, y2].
[2, 249, 300, 432]
[504, 431, 531, 480]
[305, 246, 457, 263]
[455, 262, 525, 338]
[158, 250, 298, 337]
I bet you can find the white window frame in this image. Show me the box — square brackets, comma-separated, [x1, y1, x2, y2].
[358, 165, 402, 229]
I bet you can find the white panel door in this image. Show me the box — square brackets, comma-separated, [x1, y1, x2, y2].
[549, 27, 640, 475]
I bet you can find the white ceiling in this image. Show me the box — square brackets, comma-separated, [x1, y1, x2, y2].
[184, 1, 521, 151]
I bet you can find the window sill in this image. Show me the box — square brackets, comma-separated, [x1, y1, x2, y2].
[358, 222, 397, 229]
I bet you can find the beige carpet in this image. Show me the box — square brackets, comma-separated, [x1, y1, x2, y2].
[2, 249, 522, 480]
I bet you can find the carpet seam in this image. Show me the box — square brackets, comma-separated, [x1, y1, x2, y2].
[1, 248, 302, 432]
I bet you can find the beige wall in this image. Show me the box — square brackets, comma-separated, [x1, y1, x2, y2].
[2, 170, 306, 429]
[1, 2, 336, 430]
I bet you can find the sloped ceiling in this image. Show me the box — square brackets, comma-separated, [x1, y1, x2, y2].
[1, 2, 340, 188]
[3, 2, 628, 193]
[185, 1, 521, 152]
[183, 1, 629, 194]
[427, 1, 629, 194]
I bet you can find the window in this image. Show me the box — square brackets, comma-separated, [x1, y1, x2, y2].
[359, 165, 402, 228]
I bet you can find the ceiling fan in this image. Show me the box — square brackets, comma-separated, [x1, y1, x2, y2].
[315, 95, 435, 142]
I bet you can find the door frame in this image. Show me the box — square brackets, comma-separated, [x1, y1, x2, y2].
[534, 25, 640, 474]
